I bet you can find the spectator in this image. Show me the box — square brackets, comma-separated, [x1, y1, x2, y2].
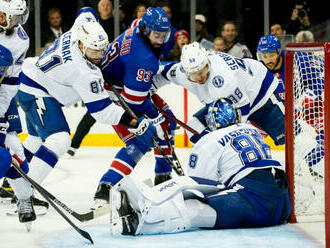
[221, 21, 252, 58]
[295, 30, 314, 42]
[286, 0, 311, 35]
[270, 23, 286, 35]
[160, 3, 178, 60]
[98, 0, 114, 42]
[213, 36, 225, 52]
[195, 14, 213, 43]
[134, 3, 146, 19]
[130, 3, 147, 27]
[42, 8, 66, 46]
[166, 29, 190, 61]
[119, 7, 128, 32]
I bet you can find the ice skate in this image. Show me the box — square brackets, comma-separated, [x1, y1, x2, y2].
[91, 183, 110, 211]
[0, 178, 14, 203]
[17, 197, 36, 232]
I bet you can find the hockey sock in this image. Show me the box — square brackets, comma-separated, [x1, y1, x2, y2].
[100, 147, 141, 186]
[27, 145, 58, 184]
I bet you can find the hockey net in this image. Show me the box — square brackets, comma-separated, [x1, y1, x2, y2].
[285, 42, 330, 245]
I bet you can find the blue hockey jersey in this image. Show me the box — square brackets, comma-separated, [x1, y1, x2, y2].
[101, 27, 160, 118]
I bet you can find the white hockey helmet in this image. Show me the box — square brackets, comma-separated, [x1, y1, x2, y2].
[180, 42, 210, 74]
[0, 0, 29, 30]
[77, 21, 109, 60]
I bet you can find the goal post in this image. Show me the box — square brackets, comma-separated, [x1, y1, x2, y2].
[285, 42, 330, 247]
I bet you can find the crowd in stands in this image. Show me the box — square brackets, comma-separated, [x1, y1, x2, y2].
[39, 0, 317, 59]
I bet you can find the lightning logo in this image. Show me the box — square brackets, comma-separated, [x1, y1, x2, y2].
[35, 98, 46, 127]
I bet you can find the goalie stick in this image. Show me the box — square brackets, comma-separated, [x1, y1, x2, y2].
[10, 157, 94, 244]
[102, 73, 185, 176]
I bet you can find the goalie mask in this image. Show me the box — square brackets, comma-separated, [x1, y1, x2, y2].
[77, 21, 109, 62]
[206, 98, 241, 131]
[181, 42, 210, 83]
[0, 0, 29, 31]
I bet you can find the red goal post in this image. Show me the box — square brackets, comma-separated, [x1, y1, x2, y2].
[285, 42, 330, 247]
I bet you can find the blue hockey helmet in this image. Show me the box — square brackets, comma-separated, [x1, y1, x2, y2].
[256, 34, 281, 60]
[139, 7, 171, 42]
[206, 98, 241, 131]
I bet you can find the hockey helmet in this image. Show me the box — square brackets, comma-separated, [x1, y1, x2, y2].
[0, 0, 29, 30]
[256, 34, 281, 61]
[181, 41, 210, 74]
[77, 20, 109, 60]
[139, 7, 171, 43]
[206, 98, 241, 131]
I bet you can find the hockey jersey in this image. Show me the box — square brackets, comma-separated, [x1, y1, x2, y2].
[101, 26, 161, 118]
[271, 49, 285, 103]
[153, 51, 279, 122]
[19, 8, 125, 125]
[188, 123, 284, 186]
[0, 25, 29, 117]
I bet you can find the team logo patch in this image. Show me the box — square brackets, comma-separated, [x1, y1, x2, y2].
[17, 27, 28, 40]
[212, 75, 224, 88]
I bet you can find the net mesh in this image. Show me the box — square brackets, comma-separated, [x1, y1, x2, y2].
[292, 49, 325, 219]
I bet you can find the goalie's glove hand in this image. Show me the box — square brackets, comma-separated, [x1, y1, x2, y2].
[128, 116, 156, 147]
[0, 118, 9, 147]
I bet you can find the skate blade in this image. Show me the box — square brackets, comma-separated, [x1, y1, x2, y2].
[6, 205, 48, 216]
[25, 222, 33, 232]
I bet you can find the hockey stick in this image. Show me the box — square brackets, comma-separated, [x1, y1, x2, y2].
[102, 74, 184, 176]
[0, 67, 8, 87]
[156, 107, 199, 135]
[10, 158, 94, 244]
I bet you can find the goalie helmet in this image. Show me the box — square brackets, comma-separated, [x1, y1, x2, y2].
[206, 98, 241, 131]
[0, 0, 29, 30]
[181, 42, 210, 74]
[139, 7, 171, 43]
[256, 34, 281, 61]
[77, 21, 109, 60]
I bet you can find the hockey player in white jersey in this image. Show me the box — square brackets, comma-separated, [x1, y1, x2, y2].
[0, 0, 39, 227]
[17, 8, 156, 187]
[110, 98, 291, 235]
[152, 42, 285, 146]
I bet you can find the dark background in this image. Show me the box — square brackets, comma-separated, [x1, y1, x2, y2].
[26, 0, 330, 57]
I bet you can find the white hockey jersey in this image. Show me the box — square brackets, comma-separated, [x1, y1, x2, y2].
[0, 25, 29, 117]
[187, 123, 284, 186]
[153, 51, 279, 122]
[19, 9, 125, 125]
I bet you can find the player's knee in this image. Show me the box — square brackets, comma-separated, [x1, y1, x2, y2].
[44, 131, 71, 157]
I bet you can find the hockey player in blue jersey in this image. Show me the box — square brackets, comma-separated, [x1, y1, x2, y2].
[256, 34, 285, 103]
[257, 35, 324, 175]
[93, 7, 177, 208]
[16, 7, 156, 200]
[0, 0, 40, 226]
[109, 98, 291, 236]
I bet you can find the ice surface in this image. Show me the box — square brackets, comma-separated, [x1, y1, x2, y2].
[0, 147, 325, 248]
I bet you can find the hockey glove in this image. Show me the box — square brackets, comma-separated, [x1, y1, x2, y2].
[128, 116, 156, 147]
[0, 118, 9, 147]
[147, 113, 171, 140]
[0, 45, 13, 67]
